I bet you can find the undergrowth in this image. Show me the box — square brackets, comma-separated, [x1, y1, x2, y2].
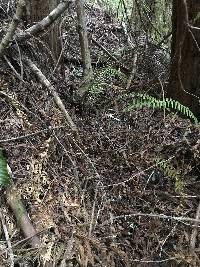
[89, 66, 127, 94]
[121, 93, 198, 124]
[156, 158, 183, 192]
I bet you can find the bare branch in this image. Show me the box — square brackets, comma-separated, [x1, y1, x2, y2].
[6, 188, 41, 249]
[23, 57, 77, 132]
[16, 1, 70, 42]
[0, 0, 26, 57]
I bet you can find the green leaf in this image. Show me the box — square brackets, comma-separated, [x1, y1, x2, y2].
[0, 149, 11, 187]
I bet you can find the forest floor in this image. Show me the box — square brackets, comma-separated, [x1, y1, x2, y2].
[0, 2, 200, 267]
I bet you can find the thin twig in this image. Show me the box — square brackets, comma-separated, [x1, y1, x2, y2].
[0, 125, 68, 143]
[102, 212, 200, 226]
[4, 55, 27, 84]
[0, 90, 44, 124]
[0, 207, 15, 267]
[0, 228, 49, 257]
[23, 57, 78, 133]
[126, 53, 137, 90]
[132, 257, 177, 263]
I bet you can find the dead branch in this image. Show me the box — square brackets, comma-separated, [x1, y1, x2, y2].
[0, 0, 26, 57]
[6, 188, 54, 267]
[103, 156, 175, 188]
[16, 1, 71, 42]
[23, 57, 77, 132]
[6, 188, 41, 248]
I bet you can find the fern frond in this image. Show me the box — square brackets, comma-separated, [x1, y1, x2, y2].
[123, 93, 198, 124]
[156, 158, 182, 191]
[0, 149, 11, 187]
[89, 67, 127, 94]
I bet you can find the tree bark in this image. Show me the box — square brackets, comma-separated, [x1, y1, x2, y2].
[26, 0, 62, 62]
[76, 0, 93, 89]
[167, 0, 200, 118]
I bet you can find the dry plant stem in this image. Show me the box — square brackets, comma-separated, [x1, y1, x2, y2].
[102, 212, 200, 226]
[24, 57, 77, 132]
[0, 206, 15, 267]
[0, 0, 26, 57]
[190, 201, 200, 251]
[6, 187, 41, 248]
[132, 257, 177, 264]
[16, 1, 70, 42]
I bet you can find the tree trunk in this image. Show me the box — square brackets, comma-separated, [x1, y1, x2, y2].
[76, 0, 93, 90]
[26, 0, 61, 62]
[167, 0, 200, 118]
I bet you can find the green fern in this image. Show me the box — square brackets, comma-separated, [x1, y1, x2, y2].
[89, 66, 127, 94]
[0, 149, 11, 187]
[156, 158, 182, 191]
[102, 66, 126, 80]
[123, 93, 198, 124]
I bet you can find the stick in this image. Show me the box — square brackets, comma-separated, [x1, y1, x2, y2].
[23, 57, 77, 133]
[102, 212, 200, 227]
[6, 188, 41, 249]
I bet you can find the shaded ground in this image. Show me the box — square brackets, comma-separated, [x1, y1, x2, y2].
[0, 2, 200, 267]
